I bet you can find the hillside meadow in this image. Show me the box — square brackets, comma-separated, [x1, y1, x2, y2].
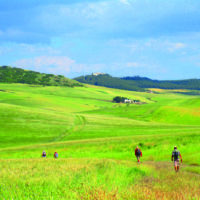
[0, 83, 199, 199]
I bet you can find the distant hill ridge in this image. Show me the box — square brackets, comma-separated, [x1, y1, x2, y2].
[0, 66, 83, 87]
[74, 74, 200, 91]
[121, 76, 200, 90]
[74, 74, 144, 91]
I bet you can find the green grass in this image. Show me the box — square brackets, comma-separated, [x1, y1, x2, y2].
[0, 83, 199, 199]
[0, 158, 152, 199]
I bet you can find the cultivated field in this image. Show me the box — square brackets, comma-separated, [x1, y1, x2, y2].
[0, 83, 199, 199]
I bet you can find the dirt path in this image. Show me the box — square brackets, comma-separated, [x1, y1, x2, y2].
[132, 160, 200, 200]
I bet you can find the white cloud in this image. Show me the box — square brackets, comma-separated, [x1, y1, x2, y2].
[144, 39, 186, 52]
[14, 56, 106, 76]
[125, 61, 160, 71]
[126, 62, 141, 68]
[35, 1, 109, 33]
[125, 39, 187, 54]
[167, 42, 186, 52]
[17, 44, 60, 54]
[14, 56, 75, 74]
[119, 0, 130, 5]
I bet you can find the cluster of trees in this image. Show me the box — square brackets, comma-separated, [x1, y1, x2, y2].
[74, 74, 200, 91]
[113, 96, 127, 103]
[0, 66, 83, 87]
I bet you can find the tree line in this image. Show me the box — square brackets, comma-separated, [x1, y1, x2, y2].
[122, 76, 200, 90]
[0, 66, 83, 87]
[74, 74, 144, 91]
[74, 74, 200, 91]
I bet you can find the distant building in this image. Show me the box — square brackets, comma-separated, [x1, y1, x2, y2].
[124, 99, 132, 103]
[92, 72, 105, 76]
[124, 99, 141, 104]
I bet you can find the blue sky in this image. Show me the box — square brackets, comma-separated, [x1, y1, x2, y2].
[1, 0, 200, 79]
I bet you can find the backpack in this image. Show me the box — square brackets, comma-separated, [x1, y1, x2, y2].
[136, 149, 141, 156]
[54, 152, 58, 158]
[173, 151, 179, 160]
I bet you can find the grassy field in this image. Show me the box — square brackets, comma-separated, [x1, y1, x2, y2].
[0, 83, 199, 199]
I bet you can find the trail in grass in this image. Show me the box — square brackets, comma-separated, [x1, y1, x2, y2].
[0, 158, 199, 199]
[49, 114, 87, 142]
[0, 83, 200, 199]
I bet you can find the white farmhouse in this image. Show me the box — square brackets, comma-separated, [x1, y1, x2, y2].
[124, 99, 132, 103]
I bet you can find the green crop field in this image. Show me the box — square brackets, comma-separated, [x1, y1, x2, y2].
[0, 83, 199, 199]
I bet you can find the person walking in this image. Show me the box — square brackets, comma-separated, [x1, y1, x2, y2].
[171, 146, 182, 172]
[54, 152, 58, 159]
[135, 146, 142, 163]
[42, 151, 46, 158]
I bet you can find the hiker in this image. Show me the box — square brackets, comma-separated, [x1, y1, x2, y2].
[135, 146, 142, 163]
[42, 151, 46, 158]
[54, 152, 58, 159]
[171, 146, 182, 172]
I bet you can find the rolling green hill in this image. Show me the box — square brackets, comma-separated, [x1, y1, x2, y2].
[74, 74, 144, 91]
[74, 74, 200, 91]
[0, 83, 199, 199]
[0, 66, 83, 87]
[122, 76, 200, 90]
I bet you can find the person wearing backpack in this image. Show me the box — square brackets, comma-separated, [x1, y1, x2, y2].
[135, 146, 142, 163]
[171, 146, 182, 172]
[42, 151, 46, 158]
[54, 152, 58, 159]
